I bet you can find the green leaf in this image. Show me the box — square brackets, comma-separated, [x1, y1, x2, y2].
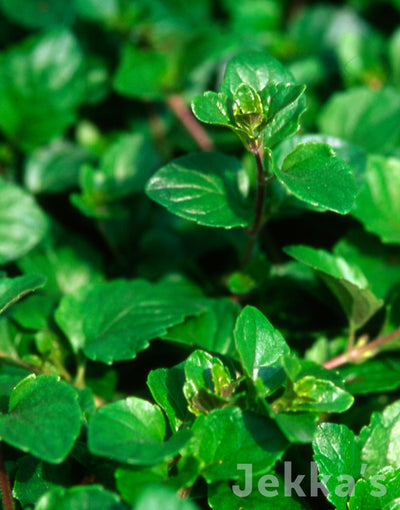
[265, 83, 306, 119]
[192, 52, 306, 148]
[227, 272, 257, 295]
[0, 374, 82, 463]
[285, 245, 383, 331]
[0, 179, 49, 265]
[79, 279, 206, 363]
[0, 0, 75, 28]
[274, 142, 357, 214]
[283, 356, 345, 386]
[0, 30, 87, 149]
[163, 298, 240, 357]
[13, 455, 71, 508]
[115, 464, 168, 505]
[0, 365, 30, 412]
[341, 359, 400, 395]
[74, 133, 158, 213]
[313, 423, 362, 510]
[0, 274, 46, 315]
[54, 285, 93, 354]
[274, 134, 368, 193]
[135, 485, 200, 510]
[114, 45, 168, 100]
[147, 364, 189, 432]
[318, 86, 400, 153]
[222, 51, 294, 96]
[351, 155, 400, 244]
[359, 400, 400, 477]
[275, 357, 354, 414]
[88, 397, 191, 465]
[96, 133, 158, 198]
[208, 479, 304, 510]
[183, 350, 236, 416]
[191, 92, 233, 128]
[232, 84, 265, 134]
[146, 152, 252, 228]
[73, 0, 119, 22]
[24, 140, 93, 194]
[261, 83, 307, 148]
[290, 375, 354, 413]
[334, 229, 400, 300]
[17, 238, 103, 296]
[223, 0, 283, 33]
[275, 412, 319, 444]
[234, 306, 290, 379]
[187, 407, 287, 482]
[11, 294, 53, 331]
[35, 485, 125, 510]
[349, 466, 400, 510]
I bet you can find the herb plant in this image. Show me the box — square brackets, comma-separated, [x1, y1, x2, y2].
[0, 2, 400, 510]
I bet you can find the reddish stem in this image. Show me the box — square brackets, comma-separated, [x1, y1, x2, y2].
[0, 445, 13, 510]
[323, 327, 400, 370]
[167, 94, 215, 152]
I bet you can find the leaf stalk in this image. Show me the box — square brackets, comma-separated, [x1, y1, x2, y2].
[323, 326, 400, 370]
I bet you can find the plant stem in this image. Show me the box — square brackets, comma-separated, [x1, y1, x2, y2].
[0, 352, 39, 373]
[241, 143, 269, 268]
[0, 445, 13, 510]
[74, 362, 86, 389]
[323, 326, 400, 370]
[167, 94, 215, 152]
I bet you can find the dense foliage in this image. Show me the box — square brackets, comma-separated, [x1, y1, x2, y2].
[1, 1, 400, 509]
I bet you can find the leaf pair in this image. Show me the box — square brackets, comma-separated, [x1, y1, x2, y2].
[146, 141, 357, 230]
[191, 51, 306, 149]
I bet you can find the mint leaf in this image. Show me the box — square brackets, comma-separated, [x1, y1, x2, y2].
[313, 423, 362, 510]
[341, 359, 400, 395]
[183, 350, 236, 416]
[146, 152, 252, 228]
[188, 407, 287, 482]
[222, 51, 294, 95]
[352, 155, 400, 244]
[13, 456, 71, 508]
[35, 485, 126, 510]
[349, 466, 400, 510]
[0, 179, 48, 265]
[285, 245, 383, 331]
[0, 274, 46, 315]
[88, 397, 191, 465]
[0, 374, 82, 464]
[114, 46, 168, 100]
[208, 478, 304, 510]
[163, 298, 240, 357]
[319, 86, 400, 153]
[191, 92, 233, 128]
[24, 140, 93, 194]
[359, 400, 400, 476]
[274, 134, 367, 193]
[115, 464, 168, 505]
[234, 305, 290, 379]
[147, 364, 188, 432]
[275, 142, 357, 214]
[59, 279, 206, 363]
[135, 485, 200, 510]
[0, 30, 87, 149]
